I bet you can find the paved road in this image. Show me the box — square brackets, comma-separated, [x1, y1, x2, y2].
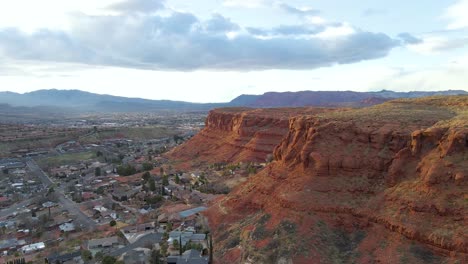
[0, 198, 35, 219]
[109, 232, 163, 257]
[25, 158, 98, 230]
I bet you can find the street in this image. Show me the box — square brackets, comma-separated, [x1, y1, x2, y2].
[25, 158, 98, 229]
[109, 232, 163, 257]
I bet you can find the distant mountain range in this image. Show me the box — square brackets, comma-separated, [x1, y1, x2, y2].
[0, 89, 466, 115]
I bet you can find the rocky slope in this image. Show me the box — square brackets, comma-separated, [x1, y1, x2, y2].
[202, 96, 467, 263]
[167, 107, 337, 167]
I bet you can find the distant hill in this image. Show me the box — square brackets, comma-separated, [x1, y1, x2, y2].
[229, 90, 468, 107]
[0, 89, 224, 113]
[0, 89, 466, 114]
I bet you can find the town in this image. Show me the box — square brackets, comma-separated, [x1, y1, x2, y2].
[0, 113, 251, 264]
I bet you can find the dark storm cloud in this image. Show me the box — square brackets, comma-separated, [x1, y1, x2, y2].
[397, 32, 423, 45]
[0, 11, 399, 71]
[108, 0, 165, 13]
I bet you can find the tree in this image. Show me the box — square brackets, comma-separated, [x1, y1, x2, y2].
[142, 162, 154, 171]
[142, 171, 151, 182]
[94, 252, 104, 261]
[117, 164, 137, 176]
[96, 151, 103, 157]
[149, 178, 156, 192]
[175, 175, 180, 184]
[95, 167, 101, 176]
[162, 175, 169, 186]
[172, 238, 179, 249]
[149, 249, 161, 264]
[160, 242, 168, 257]
[96, 186, 105, 195]
[102, 256, 117, 264]
[159, 167, 164, 176]
[110, 220, 117, 227]
[209, 233, 213, 264]
[81, 250, 92, 262]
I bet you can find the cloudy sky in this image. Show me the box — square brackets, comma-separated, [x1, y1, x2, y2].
[0, 0, 467, 102]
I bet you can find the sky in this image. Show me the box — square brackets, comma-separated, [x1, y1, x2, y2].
[0, 0, 467, 103]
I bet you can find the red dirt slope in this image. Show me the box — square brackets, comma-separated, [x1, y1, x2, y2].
[204, 96, 467, 263]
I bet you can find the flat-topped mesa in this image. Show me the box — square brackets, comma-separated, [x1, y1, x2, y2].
[167, 107, 336, 165]
[204, 96, 468, 263]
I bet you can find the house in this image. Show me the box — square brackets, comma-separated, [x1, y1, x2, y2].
[121, 248, 151, 264]
[121, 222, 155, 234]
[59, 223, 76, 233]
[178, 207, 207, 219]
[112, 188, 140, 202]
[87, 236, 120, 250]
[45, 251, 82, 264]
[0, 238, 25, 251]
[167, 232, 206, 247]
[166, 249, 209, 264]
[21, 242, 45, 254]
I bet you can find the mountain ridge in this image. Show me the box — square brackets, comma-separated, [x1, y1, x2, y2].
[0, 89, 466, 113]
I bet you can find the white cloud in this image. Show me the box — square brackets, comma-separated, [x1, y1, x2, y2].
[223, 0, 267, 8]
[444, 0, 468, 30]
[408, 36, 468, 54]
[316, 23, 356, 39]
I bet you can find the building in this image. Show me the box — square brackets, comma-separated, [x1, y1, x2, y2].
[167, 249, 209, 264]
[21, 242, 45, 254]
[121, 248, 151, 264]
[45, 251, 82, 264]
[0, 238, 25, 251]
[59, 223, 76, 233]
[121, 222, 155, 234]
[87, 236, 120, 250]
[167, 232, 206, 247]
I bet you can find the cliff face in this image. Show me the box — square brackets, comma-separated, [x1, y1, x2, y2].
[167, 107, 336, 167]
[203, 96, 467, 264]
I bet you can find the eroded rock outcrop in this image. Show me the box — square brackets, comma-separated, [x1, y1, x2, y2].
[167, 107, 336, 167]
[202, 96, 467, 264]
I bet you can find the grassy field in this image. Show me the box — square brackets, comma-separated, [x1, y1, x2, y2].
[36, 151, 98, 168]
[0, 134, 79, 157]
[79, 126, 176, 144]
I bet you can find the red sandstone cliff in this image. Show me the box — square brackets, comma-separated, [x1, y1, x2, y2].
[167, 107, 336, 167]
[201, 96, 467, 263]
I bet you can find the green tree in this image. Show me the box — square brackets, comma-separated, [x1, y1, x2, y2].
[159, 167, 164, 176]
[142, 171, 151, 182]
[142, 162, 154, 171]
[175, 175, 180, 184]
[81, 250, 92, 262]
[95, 167, 101, 176]
[149, 178, 156, 192]
[162, 175, 169, 186]
[172, 238, 179, 249]
[110, 220, 117, 227]
[149, 249, 161, 264]
[96, 151, 103, 157]
[94, 252, 104, 261]
[102, 256, 117, 264]
[96, 186, 105, 195]
[117, 164, 137, 176]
